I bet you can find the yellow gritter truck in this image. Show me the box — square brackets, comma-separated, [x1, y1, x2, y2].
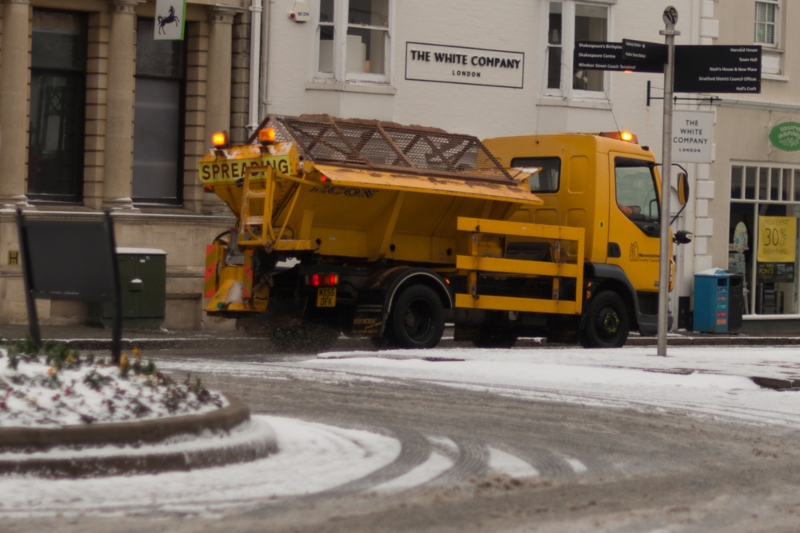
[199, 114, 689, 352]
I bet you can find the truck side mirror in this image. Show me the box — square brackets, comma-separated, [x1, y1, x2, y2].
[675, 230, 692, 244]
[677, 172, 689, 206]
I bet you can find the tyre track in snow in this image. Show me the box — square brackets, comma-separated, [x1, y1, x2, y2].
[52, 348, 794, 533]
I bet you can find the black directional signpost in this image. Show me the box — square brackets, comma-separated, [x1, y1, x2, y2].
[623, 39, 667, 73]
[674, 45, 761, 93]
[574, 42, 633, 71]
[574, 40, 667, 73]
[574, 42, 762, 95]
[572, 6, 763, 356]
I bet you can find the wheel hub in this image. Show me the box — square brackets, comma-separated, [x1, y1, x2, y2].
[600, 310, 619, 335]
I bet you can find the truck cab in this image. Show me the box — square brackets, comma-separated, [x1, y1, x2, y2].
[483, 132, 674, 343]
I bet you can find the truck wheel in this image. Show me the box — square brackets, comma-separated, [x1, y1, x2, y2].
[386, 285, 445, 349]
[579, 291, 630, 348]
[270, 323, 340, 354]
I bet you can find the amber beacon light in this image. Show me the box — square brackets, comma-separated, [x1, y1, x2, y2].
[211, 131, 229, 148]
[599, 131, 639, 144]
[259, 127, 277, 145]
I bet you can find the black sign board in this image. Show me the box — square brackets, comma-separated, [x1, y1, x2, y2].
[16, 210, 123, 363]
[674, 45, 761, 93]
[758, 261, 795, 282]
[622, 39, 667, 73]
[574, 42, 639, 72]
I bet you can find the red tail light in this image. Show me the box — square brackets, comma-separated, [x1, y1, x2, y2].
[307, 273, 339, 287]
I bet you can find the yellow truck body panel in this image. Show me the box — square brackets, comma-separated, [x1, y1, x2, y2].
[483, 133, 670, 295]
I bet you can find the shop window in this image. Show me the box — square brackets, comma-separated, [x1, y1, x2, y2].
[317, 0, 391, 82]
[545, 1, 610, 96]
[729, 163, 800, 316]
[28, 10, 86, 203]
[132, 19, 186, 204]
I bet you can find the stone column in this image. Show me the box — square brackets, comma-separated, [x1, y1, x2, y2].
[203, 6, 237, 214]
[0, 0, 31, 208]
[102, 0, 143, 210]
[206, 7, 236, 139]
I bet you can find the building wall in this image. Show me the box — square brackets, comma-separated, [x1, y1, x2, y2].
[0, 0, 249, 330]
[263, 0, 699, 145]
[706, 0, 800, 324]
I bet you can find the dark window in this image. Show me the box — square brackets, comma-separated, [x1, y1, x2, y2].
[511, 157, 561, 193]
[132, 19, 186, 204]
[28, 10, 86, 203]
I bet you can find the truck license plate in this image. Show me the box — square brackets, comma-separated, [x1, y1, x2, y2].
[316, 287, 336, 307]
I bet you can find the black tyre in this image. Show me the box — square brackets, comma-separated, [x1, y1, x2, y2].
[579, 290, 630, 348]
[386, 285, 445, 349]
[269, 323, 340, 354]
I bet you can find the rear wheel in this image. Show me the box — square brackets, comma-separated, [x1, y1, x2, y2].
[385, 285, 445, 349]
[579, 290, 630, 348]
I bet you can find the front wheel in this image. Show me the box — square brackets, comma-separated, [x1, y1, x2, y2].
[579, 290, 630, 348]
[386, 285, 445, 349]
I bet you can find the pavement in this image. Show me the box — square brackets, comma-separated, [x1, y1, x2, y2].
[1, 323, 800, 352]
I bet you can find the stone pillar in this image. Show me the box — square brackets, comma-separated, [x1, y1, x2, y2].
[0, 0, 31, 208]
[203, 6, 237, 214]
[206, 7, 236, 139]
[103, 0, 142, 210]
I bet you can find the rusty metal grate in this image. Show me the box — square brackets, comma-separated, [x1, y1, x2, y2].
[249, 114, 513, 182]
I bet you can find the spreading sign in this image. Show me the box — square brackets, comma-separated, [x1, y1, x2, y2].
[757, 216, 797, 263]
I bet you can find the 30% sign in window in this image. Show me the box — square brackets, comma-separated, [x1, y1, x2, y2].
[757, 216, 797, 263]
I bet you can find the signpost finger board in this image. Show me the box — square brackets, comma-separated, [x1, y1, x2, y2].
[574, 42, 761, 94]
[674, 45, 761, 94]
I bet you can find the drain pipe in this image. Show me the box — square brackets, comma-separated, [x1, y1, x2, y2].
[247, 0, 263, 134]
[259, 0, 272, 119]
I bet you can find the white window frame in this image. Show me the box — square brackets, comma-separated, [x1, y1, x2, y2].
[754, 0, 782, 76]
[541, 0, 615, 101]
[754, 0, 779, 47]
[314, 0, 393, 85]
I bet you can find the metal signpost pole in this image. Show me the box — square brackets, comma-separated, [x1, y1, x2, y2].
[657, 7, 679, 357]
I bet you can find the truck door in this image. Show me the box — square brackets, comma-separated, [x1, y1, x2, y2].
[607, 155, 662, 293]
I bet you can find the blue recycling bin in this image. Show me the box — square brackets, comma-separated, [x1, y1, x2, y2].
[693, 269, 730, 333]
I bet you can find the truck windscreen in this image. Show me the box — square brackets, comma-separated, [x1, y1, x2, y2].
[614, 157, 660, 235]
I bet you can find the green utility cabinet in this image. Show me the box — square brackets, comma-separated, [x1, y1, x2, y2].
[91, 248, 167, 329]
